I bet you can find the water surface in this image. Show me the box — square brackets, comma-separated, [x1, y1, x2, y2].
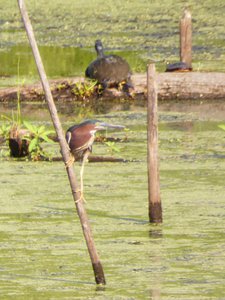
[0, 101, 225, 299]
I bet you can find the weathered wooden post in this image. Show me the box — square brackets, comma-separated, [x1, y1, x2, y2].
[180, 8, 192, 69]
[147, 64, 162, 223]
[17, 0, 106, 285]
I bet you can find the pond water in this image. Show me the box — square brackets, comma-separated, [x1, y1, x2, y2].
[1, 0, 225, 298]
[0, 100, 225, 299]
[1, 0, 225, 87]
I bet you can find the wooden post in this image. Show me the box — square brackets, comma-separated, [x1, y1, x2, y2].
[147, 64, 162, 223]
[17, 0, 106, 285]
[180, 8, 192, 69]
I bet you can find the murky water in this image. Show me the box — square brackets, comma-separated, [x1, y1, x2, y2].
[0, 101, 225, 299]
[1, 0, 225, 298]
[0, 44, 146, 87]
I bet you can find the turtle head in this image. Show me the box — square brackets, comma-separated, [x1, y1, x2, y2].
[95, 40, 104, 57]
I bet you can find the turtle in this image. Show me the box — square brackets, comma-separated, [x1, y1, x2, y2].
[165, 62, 192, 72]
[85, 40, 133, 92]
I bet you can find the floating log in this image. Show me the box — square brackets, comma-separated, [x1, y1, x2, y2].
[135, 72, 225, 100]
[88, 155, 127, 163]
[51, 155, 129, 163]
[1, 72, 225, 102]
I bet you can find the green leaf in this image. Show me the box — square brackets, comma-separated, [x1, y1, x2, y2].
[218, 124, 225, 131]
[23, 121, 36, 133]
[28, 137, 38, 152]
[40, 135, 55, 143]
[37, 125, 46, 135]
[41, 130, 55, 136]
[1, 114, 13, 122]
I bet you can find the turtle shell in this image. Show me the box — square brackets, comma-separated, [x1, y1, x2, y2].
[85, 40, 132, 89]
[86, 55, 132, 87]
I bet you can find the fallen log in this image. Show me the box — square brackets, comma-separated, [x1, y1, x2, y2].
[1, 72, 225, 101]
[88, 155, 128, 163]
[51, 155, 129, 163]
[134, 72, 225, 100]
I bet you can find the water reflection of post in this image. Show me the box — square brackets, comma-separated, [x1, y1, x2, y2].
[149, 227, 162, 300]
[147, 64, 162, 223]
[150, 288, 161, 300]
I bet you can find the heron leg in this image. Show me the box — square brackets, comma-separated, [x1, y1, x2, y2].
[76, 151, 90, 203]
[80, 159, 85, 195]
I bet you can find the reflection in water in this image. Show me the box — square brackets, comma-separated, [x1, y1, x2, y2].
[150, 288, 161, 300]
[1, 99, 225, 122]
[149, 227, 163, 239]
[0, 45, 93, 78]
[0, 99, 146, 121]
[166, 121, 194, 132]
[148, 225, 163, 300]
[149, 227, 162, 300]
[95, 285, 106, 292]
[0, 44, 146, 87]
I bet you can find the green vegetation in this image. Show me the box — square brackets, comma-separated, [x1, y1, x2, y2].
[104, 141, 121, 154]
[1, 0, 225, 87]
[218, 124, 225, 131]
[72, 80, 100, 99]
[23, 121, 55, 160]
[0, 58, 55, 160]
[0, 99, 55, 160]
[0, 115, 55, 160]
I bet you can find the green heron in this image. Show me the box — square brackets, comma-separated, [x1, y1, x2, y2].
[85, 40, 133, 92]
[66, 119, 124, 202]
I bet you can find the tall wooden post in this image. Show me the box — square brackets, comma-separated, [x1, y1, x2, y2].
[180, 8, 192, 69]
[147, 64, 162, 224]
[17, 0, 106, 285]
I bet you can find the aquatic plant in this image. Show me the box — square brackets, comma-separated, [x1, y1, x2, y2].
[0, 114, 55, 160]
[0, 122, 11, 141]
[72, 80, 100, 100]
[0, 56, 55, 160]
[23, 121, 55, 161]
[104, 141, 121, 155]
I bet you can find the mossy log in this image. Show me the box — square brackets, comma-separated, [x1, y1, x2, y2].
[1, 72, 225, 101]
[134, 72, 225, 100]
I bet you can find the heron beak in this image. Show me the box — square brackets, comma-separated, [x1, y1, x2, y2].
[95, 122, 125, 130]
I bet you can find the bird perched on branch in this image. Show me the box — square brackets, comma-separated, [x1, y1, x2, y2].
[85, 40, 133, 93]
[66, 119, 125, 202]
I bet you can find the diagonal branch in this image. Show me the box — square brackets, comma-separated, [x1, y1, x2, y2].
[17, 0, 106, 285]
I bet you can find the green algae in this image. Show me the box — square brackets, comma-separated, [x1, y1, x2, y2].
[0, 103, 225, 299]
[0, 1, 225, 297]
